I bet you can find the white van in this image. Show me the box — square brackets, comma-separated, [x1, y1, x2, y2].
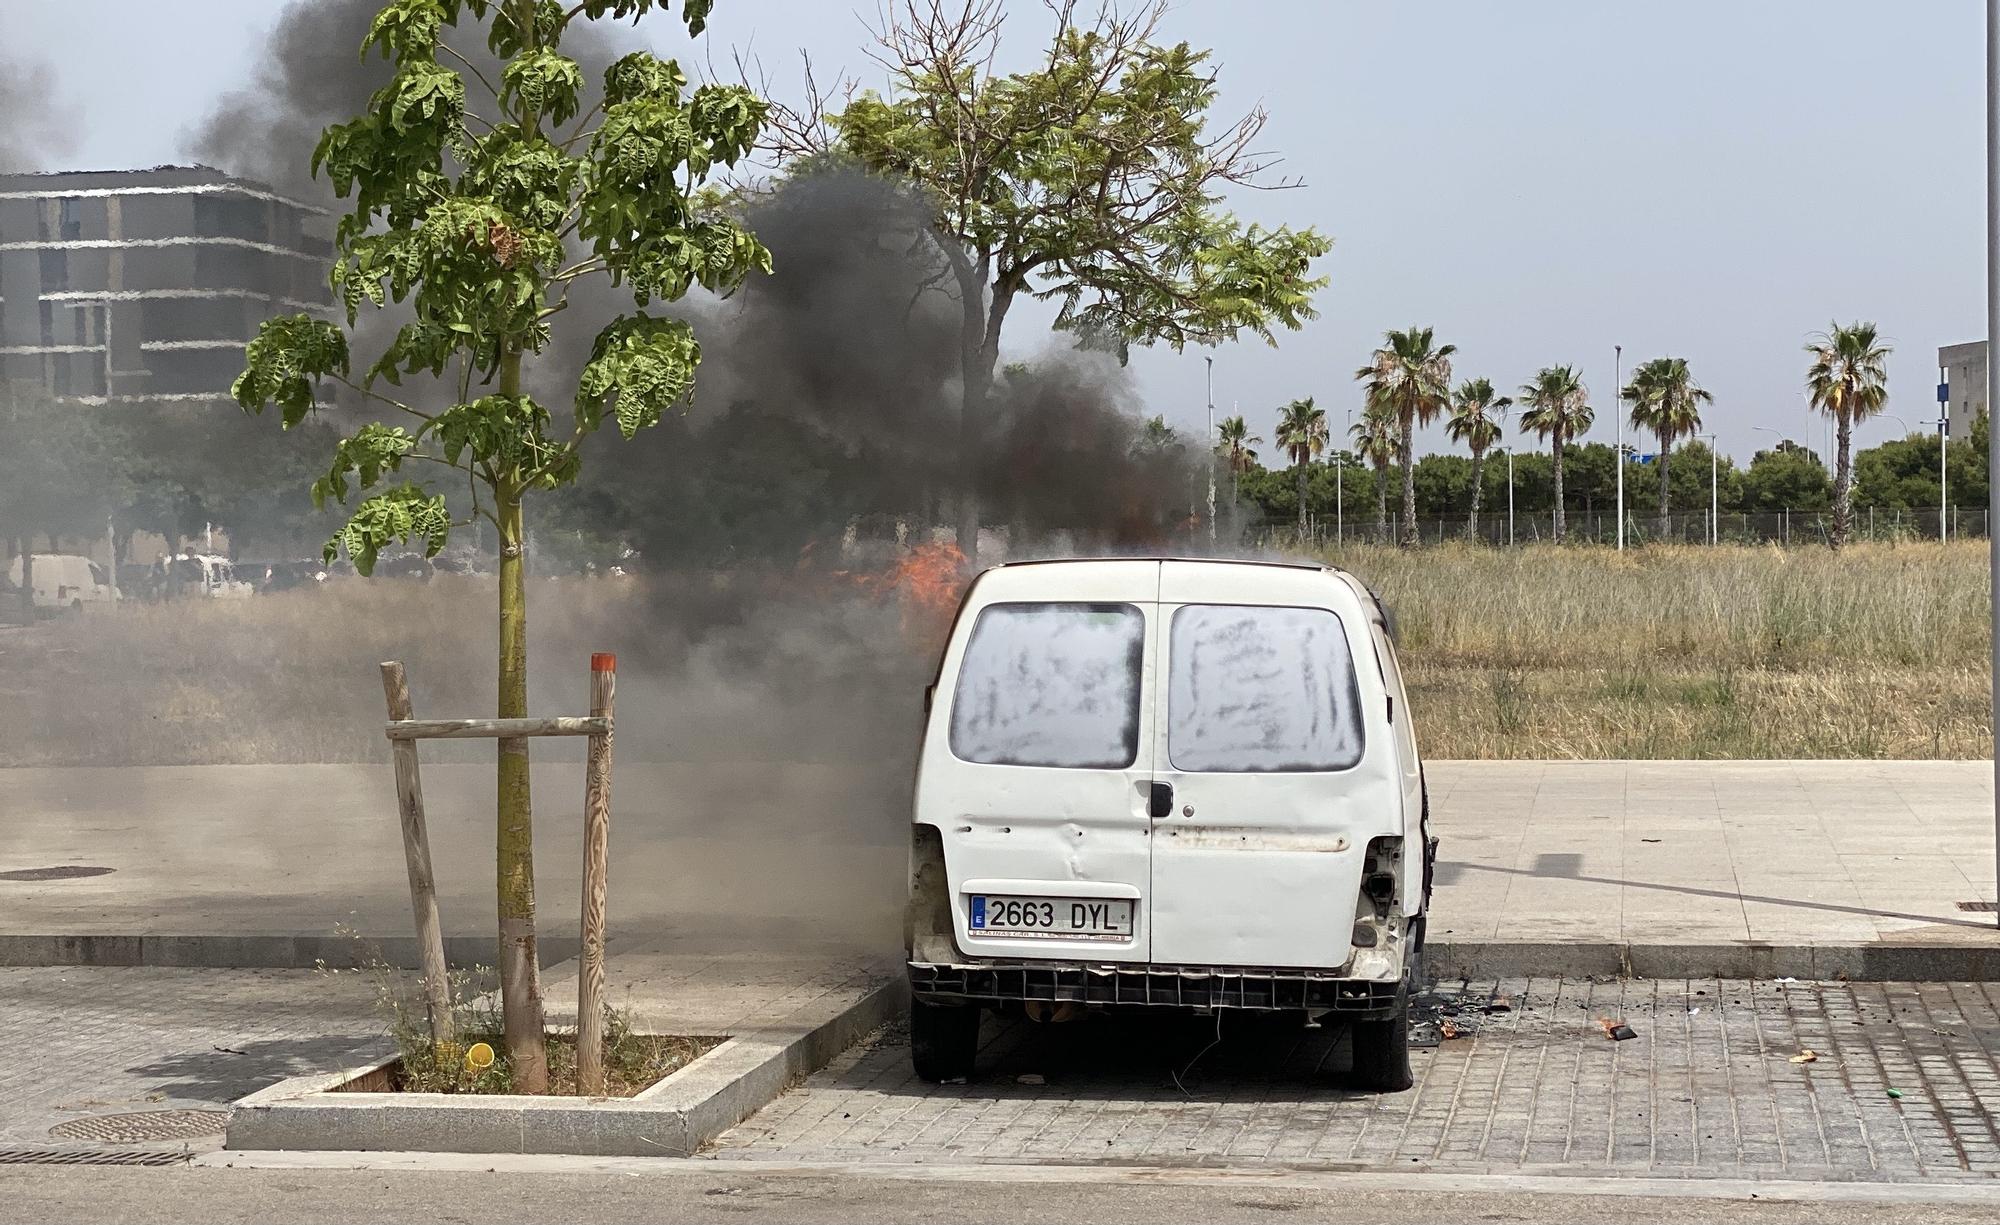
[6, 554, 118, 612]
[907, 558, 1434, 1090]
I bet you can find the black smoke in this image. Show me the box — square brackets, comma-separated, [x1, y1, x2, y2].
[0, 50, 76, 173]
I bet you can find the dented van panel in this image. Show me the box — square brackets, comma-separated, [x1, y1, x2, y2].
[908, 557, 1431, 1071]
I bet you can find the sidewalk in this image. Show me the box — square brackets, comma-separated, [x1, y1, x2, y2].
[0, 761, 1995, 974]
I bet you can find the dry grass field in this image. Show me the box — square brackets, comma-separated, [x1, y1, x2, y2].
[0, 541, 1990, 765]
[1333, 540, 1993, 759]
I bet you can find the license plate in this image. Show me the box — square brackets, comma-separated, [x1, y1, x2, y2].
[968, 895, 1134, 940]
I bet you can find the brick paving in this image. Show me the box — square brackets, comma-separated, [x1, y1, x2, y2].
[0, 968, 384, 1151]
[714, 978, 2000, 1182]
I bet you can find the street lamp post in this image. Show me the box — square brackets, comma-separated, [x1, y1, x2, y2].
[1205, 357, 1216, 549]
[1501, 405, 1516, 546]
[1615, 344, 1624, 550]
[1986, 0, 1999, 928]
[1701, 433, 1719, 545]
[1338, 407, 1350, 546]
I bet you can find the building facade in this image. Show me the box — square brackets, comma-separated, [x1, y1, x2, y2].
[1939, 340, 1986, 441]
[0, 165, 332, 406]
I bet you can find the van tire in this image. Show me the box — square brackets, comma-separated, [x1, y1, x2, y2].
[910, 998, 981, 1082]
[1348, 1008, 1412, 1092]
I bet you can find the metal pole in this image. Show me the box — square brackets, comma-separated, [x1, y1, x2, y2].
[1338, 408, 1348, 545]
[1507, 448, 1516, 546]
[1705, 433, 1719, 546]
[1987, 0, 2000, 927]
[1942, 403, 1951, 542]
[1205, 357, 1216, 549]
[1615, 344, 1624, 551]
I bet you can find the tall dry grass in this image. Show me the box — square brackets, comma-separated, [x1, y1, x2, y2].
[1323, 541, 1992, 758]
[0, 543, 1989, 764]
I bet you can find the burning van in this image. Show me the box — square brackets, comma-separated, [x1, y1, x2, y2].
[906, 558, 1435, 1090]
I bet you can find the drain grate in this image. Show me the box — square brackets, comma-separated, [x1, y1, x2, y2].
[1957, 900, 1999, 913]
[0, 1149, 190, 1167]
[48, 1110, 227, 1143]
[0, 865, 115, 882]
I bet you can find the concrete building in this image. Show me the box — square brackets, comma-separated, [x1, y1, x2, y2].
[1939, 340, 1986, 440]
[0, 165, 332, 406]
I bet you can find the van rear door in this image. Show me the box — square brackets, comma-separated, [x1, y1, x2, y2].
[919, 561, 1161, 963]
[1148, 563, 1398, 969]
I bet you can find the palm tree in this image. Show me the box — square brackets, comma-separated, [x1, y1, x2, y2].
[1446, 377, 1510, 540]
[1516, 365, 1594, 541]
[1623, 356, 1712, 537]
[1350, 394, 1398, 541]
[1273, 397, 1328, 537]
[1355, 326, 1456, 547]
[1805, 322, 1891, 548]
[1215, 414, 1261, 509]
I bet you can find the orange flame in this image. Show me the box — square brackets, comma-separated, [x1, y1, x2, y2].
[865, 540, 969, 642]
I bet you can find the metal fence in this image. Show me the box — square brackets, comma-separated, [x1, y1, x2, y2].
[1241, 506, 1993, 550]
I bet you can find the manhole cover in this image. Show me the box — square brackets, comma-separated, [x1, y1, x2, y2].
[0, 865, 115, 882]
[0, 1148, 189, 1166]
[48, 1110, 227, 1143]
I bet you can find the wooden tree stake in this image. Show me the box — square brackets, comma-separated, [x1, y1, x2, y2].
[576, 652, 617, 1096]
[380, 661, 455, 1047]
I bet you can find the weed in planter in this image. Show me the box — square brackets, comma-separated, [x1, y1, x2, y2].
[317, 930, 719, 1096]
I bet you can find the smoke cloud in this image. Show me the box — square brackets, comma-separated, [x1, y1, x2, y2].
[0, 50, 77, 173]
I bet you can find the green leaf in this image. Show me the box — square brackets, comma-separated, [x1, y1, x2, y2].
[501, 49, 584, 127]
[233, 315, 350, 427]
[576, 315, 699, 438]
[325, 483, 452, 575]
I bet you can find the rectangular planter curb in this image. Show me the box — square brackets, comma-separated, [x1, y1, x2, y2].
[224, 975, 908, 1158]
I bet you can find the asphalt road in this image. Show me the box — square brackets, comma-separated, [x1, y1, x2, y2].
[3, 1160, 1995, 1225]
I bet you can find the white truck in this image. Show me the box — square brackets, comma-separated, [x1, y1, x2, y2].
[6, 554, 118, 612]
[905, 558, 1434, 1090]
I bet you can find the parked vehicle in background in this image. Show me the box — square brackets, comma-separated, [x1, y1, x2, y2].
[374, 553, 435, 582]
[247, 559, 331, 594]
[155, 554, 255, 600]
[6, 554, 119, 612]
[906, 557, 1434, 1091]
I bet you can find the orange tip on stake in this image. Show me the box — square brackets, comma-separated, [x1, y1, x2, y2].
[591, 652, 616, 672]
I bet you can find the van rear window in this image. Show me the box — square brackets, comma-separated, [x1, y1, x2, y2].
[949, 602, 1144, 769]
[1168, 605, 1364, 772]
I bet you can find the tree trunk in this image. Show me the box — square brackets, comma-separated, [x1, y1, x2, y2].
[1831, 410, 1854, 549]
[1657, 431, 1672, 538]
[953, 263, 1011, 563]
[1467, 448, 1487, 538]
[1551, 436, 1567, 542]
[1374, 463, 1389, 540]
[495, 348, 547, 1094]
[16, 538, 32, 619]
[1295, 462, 1308, 537]
[1398, 414, 1418, 548]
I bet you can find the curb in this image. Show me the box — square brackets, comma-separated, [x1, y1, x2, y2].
[1429, 940, 2000, 982]
[0, 934, 580, 970]
[224, 975, 907, 1157]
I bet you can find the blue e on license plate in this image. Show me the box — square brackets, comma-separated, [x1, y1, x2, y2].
[969, 894, 1134, 940]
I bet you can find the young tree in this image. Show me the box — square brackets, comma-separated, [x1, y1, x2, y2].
[1350, 394, 1398, 541]
[1622, 356, 1711, 536]
[0, 384, 121, 616]
[1805, 322, 1891, 548]
[1273, 397, 1327, 537]
[1215, 413, 1261, 509]
[768, 0, 1330, 556]
[1517, 365, 1593, 542]
[232, 0, 771, 1091]
[1445, 377, 1509, 539]
[1354, 326, 1455, 547]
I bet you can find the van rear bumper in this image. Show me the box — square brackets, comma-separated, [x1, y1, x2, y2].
[909, 960, 1404, 1015]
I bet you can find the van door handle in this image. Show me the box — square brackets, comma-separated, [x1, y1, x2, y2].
[1148, 782, 1174, 820]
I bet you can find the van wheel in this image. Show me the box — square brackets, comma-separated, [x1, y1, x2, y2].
[910, 998, 981, 1082]
[1348, 1008, 1412, 1092]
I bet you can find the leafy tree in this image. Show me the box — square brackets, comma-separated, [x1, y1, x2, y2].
[1622, 356, 1711, 534]
[772, 0, 1330, 556]
[1215, 414, 1261, 509]
[0, 385, 125, 615]
[1350, 393, 1398, 540]
[1742, 444, 1832, 512]
[1516, 365, 1593, 542]
[1355, 326, 1455, 547]
[1805, 321, 1890, 548]
[231, 0, 771, 1091]
[1445, 376, 1508, 538]
[1273, 397, 1327, 535]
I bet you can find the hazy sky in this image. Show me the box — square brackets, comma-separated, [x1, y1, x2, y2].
[6, 0, 1986, 464]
